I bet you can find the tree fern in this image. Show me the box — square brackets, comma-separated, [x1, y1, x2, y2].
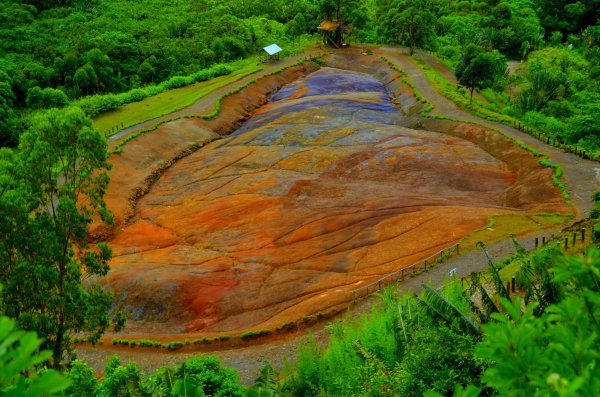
[477, 241, 510, 299]
[464, 272, 499, 323]
[417, 284, 481, 337]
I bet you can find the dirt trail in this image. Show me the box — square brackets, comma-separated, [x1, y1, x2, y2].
[77, 46, 599, 385]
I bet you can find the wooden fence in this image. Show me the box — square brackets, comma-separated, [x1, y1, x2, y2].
[350, 242, 460, 300]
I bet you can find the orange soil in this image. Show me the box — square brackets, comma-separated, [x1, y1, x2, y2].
[97, 56, 567, 340]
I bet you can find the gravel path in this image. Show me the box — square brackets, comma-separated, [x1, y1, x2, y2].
[77, 46, 600, 385]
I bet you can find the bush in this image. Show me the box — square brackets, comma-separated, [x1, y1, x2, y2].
[100, 356, 145, 397]
[240, 329, 271, 340]
[26, 86, 70, 109]
[65, 360, 98, 397]
[163, 341, 184, 351]
[161, 75, 189, 90]
[145, 356, 244, 397]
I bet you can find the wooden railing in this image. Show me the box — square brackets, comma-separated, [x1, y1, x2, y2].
[350, 242, 460, 299]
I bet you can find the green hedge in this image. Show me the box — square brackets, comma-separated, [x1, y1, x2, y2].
[76, 64, 233, 117]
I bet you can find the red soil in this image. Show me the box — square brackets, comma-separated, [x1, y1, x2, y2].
[97, 56, 567, 341]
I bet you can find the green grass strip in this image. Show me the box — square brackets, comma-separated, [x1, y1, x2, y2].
[94, 65, 262, 135]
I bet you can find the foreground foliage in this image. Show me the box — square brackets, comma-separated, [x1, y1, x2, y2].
[0, 315, 70, 397]
[283, 246, 600, 396]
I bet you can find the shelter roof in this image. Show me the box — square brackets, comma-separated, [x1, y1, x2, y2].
[263, 43, 283, 55]
[318, 20, 341, 31]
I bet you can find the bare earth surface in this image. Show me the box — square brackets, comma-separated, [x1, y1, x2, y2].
[77, 47, 599, 384]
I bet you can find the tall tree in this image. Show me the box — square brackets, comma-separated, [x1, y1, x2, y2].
[456, 45, 507, 103]
[0, 106, 121, 368]
[384, 0, 439, 55]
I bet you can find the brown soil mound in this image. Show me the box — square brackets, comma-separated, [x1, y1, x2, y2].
[98, 57, 568, 338]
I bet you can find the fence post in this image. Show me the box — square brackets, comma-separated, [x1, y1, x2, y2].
[511, 276, 516, 293]
[573, 232, 577, 245]
[535, 237, 538, 248]
[564, 237, 568, 250]
[506, 282, 511, 297]
[582, 229, 586, 242]
[456, 243, 460, 256]
[401, 268, 405, 280]
[542, 236, 546, 245]
[423, 260, 427, 270]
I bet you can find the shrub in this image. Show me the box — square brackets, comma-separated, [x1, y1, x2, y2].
[26, 86, 70, 109]
[161, 75, 189, 90]
[278, 321, 296, 331]
[65, 360, 98, 397]
[164, 341, 184, 350]
[145, 356, 244, 396]
[240, 329, 271, 340]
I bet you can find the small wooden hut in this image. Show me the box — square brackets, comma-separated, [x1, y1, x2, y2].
[317, 0, 351, 48]
[318, 20, 344, 48]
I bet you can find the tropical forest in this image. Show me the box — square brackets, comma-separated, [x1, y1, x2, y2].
[0, 0, 599, 396]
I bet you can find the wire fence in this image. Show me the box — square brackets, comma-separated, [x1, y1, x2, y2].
[458, 225, 595, 290]
[350, 242, 460, 300]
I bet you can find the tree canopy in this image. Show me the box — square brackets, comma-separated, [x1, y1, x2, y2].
[456, 45, 507, 102]
[0, 107, 120, 368]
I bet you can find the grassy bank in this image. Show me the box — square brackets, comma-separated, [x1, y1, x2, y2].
[93, 61, 263, 134]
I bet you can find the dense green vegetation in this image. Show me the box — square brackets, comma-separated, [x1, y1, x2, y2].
[0, 0, 321, 146]
[1, 0, 598, 149]
[278, 243, 600, 396]
[0, 107, 124, 368]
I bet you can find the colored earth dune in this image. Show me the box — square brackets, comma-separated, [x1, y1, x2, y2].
[103, 61, 568, 337]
